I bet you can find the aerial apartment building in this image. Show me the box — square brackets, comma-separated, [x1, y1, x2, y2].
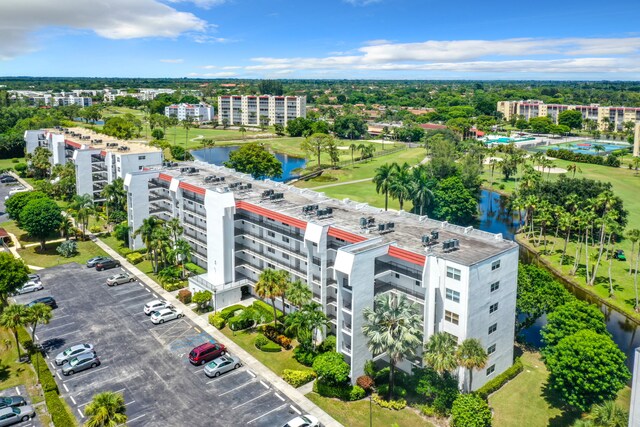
[497, 100, 640, 132]
[125, 162, 518, 390]
[24, 127, 163, 202]
[217, 95, 306, 127]
[164, 103, 214, 123]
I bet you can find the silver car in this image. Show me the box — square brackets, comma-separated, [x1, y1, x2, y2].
[15, 281, 43, 295]
[62, 352, 100, 376]
[55, 343, 94, 365]
[150, 307, 183, 324]
[106, 273, 135, 286]
[144, 300, 171, 315]
[0, 405, 35, 426]
[203, 355, 242, 378]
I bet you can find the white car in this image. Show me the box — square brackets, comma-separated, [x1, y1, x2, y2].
[144, 300, 171, 315]
[16, 281, 43, 295]
[282, 415, 320, 427]
[150, 307, 184, 324]
[106, 273, 135, 286]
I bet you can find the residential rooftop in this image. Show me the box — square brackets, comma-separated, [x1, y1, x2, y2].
[155, 161, 517, 266]
[44, 127, 162, 155]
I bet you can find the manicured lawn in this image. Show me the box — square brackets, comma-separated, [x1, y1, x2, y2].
[489, 350, 631, 427]
[219, 327, 311, 377]
[307, 392, 434, 427]
[0, 220, 39, 245]
[0, 157, 24, 170]
[18, 239, 109, 269]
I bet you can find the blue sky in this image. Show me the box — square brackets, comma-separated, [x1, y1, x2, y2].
[1, 0, 640, 79]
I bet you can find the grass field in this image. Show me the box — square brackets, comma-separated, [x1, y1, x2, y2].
[0, 157, 23, 170]
[18, 239, 108, 268]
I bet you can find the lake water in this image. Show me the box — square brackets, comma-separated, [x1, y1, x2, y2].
[191, 146, 307, 182]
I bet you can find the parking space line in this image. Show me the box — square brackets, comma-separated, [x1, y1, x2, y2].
[49, 361, 57, 370]
[145, 288, 151, 293]
[48, 329, 80, 339]
[138, 283, 144, 287]
[34, 334, 38, 341]
[247, 370, 256, 378]
[116, 293, 151, 305]
[55, 371, 61, 380]
[125, 414, 146, 424]
[152, 293, 158, 298]
[125, 400, 136, 406]
[77, 408, 85, 418]
[274, 392, 285, 402]
[246, 403, 288, 424]
[14, 387, 19, 394]
[62, 365, 109, 382]
[63, 384, 69, 392]
[217, 379, 256, 395]
[290, 405, 301, 415]
[69, 396, 76, 405]
[205, 368, 245, 384]
[259, 380, 269, 389]
[232, 391, 270, 410]
[39, 322, 76, 332]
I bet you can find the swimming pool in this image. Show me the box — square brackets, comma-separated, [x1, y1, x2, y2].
[541, 140, 631, 155]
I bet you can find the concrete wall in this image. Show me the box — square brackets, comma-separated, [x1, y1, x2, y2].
[73, 149, 100, 199]
[24, 130, 46, 154]
[203, 188, 236, 286]
[630, 347, 640, 427]
[124, 171, 157, 249]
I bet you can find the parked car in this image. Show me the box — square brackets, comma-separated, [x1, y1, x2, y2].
[0, 405, 35, 426]
[0, 176, 17, 184]
[86, 256, 110, 268]
[144, 300, 171, 315]
[204, 355, 241, 378]
[188, 342, 227, 365]
[95, 258, 121, 271]
[282, 415, 320, 427]
[26, 296, 57, 309]
[62, 352, 100, 376]
[106, 273, 134, 286]
[150, 307, 184, 324]
[0, 397, 25, 410]
[27, 274, 40, 282]
[15, 281, 43, 295]
[54, 343, 94, 366]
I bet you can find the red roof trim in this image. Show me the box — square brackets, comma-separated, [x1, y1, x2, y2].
[388, 246, 426, 266]
[65, 140, 82, 148]
[179, 181, 206, 196]
[236, 201, 307, 230]
[327, 227, 367, 244]
[158, 173, 173, 182]
[100, 150, 107, 156]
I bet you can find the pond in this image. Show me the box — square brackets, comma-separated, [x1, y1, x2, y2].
[191, 146, 307, 182]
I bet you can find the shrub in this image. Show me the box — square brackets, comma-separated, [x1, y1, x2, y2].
[348, 385, 366, 401]
[476, 357, 523, 399]
[45, 391, 75, 427]
[177, 289, 192, 304]
[126, 252, 144, 265]
[372, 393, 407, 410]
[451, 394, 491, 427]
[192, 290, 213, 310]
[313, 381, 365, 401]
[293, 346, 318, 366]
[185, 262, 206, 275]
[415, 404, 437, 417]
[312, 352, 350, 385]
[164, 281, 186, 292]
[318, 335, 336, 353]
[282, 369, 317, 387]
[220, 304, 246, 320]
[89, 225, 102, 233]
[252, 300, 281, 323]
[228, 314, 253, 331]
[364, 360, 376, 378]
[11, 158, 19, 164]
[209, 314, 225, 329]
[254, 334, 269, 349]
[56, 240, 77, 258]
[375, 367, 390, 385]
[259, 324, 292, 349]
[260, 341, 282, 352]
[546, 148, 622, 167]
[36, 353, 58, 393]
[14, 163, 27, 176]
[356, 375, 375, 392]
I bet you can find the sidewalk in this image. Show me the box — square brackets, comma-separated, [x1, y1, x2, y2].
[91, 236, 342, 427]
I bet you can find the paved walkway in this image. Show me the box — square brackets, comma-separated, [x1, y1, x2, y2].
[310, 177, 371, 190]
[91, 236, 342, 427]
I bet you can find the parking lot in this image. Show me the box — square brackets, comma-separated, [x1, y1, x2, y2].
[0, 178, 24, 223]
[13, 263, 303, 426]
[0, 385, 41, 427]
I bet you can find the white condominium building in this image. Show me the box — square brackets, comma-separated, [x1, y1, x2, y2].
[217, 95, 306, 126]
[497, 100, 640, 132]
[164, 103, 214, 122]
[125, 162, 518, 390]
[24, 127, 163, 202]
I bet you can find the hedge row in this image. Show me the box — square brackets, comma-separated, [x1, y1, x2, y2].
[475, 357, 523, 399]
[45, 391, 76, 426]
[258, 324, 292, 349]
[372, 393, 407, 410]
[313, 381, 365, 401]
[546, 148, 622, 167]
[208, 313, 225, 329]
[219, 304, 246, 320]
[252, 300, 282, 323]
[282, 369, 317, 387]
[126, 252, 144, 265]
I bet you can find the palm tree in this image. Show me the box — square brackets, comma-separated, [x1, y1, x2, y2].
[149, 228, 170, 273]
[70, 194, 94, 236]
[286, 280, 312, 310]
[566, 163, 581, 178]
[589, 400, 628, 427]
[255, 269, 283, 326]
[59, 216, 74, 240]
[590, 191, 617, 286]
[167, 218, 184, 244]
[275, 270, 290, 316]
[362, 293, 423, 397]
[372, 163, 396, 211]
[285, 302, 330, 351]
[27, 303, 53, 343]
[488, 158, 501, 179]
[349, 143, 357, 164]
[182, 118, 195, 149]
[410, 165, 434, 216]
[593, 144, 606, 155]
[627, 229, 640, 312]
[423, 332, 458, 375]
[0, 304, 30, 362]
[84, 391, 127, 427]
[100, 178, 126, 223]
[388, 162, 411, 211]
[133, 217, 164, 271]
[456, 338, 488, 392]
[239, 125, 247, 140]
[172, 238, 192, 278]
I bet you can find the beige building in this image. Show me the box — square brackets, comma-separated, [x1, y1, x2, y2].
[217, 95, 306, 127]
[497, 100, 640, 132]
[634, 123, 640, 157]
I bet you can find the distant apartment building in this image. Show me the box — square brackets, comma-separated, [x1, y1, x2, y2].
[24, 127, 163, 202]
[217, 95, 306, 126]
[9, 91, 93, 107]
[125, 161, 518, 390]
[497, 100, 640, 132]
[164, 103, 214, 122]
[103, 88, 176, 102]
[631, 348, 640, 427]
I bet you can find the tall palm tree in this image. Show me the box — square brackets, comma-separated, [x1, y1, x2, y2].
[172, 238, 192, 278]
[70, 194, 94, 236]
[286, 280, 312, 310]
[149, 228, 170, 273]
[182, 117, 195, 149]
[285, 302, 329, 351]
[566, 163, 581, 178]
[255, 269, 283, 326]
[362, 293, 423, 397]
[590, 191, 617, 285]
[456, 338, 488, 392]
[589, 400, 628, 427]
[84, 391, 127, 427]
[0, 304, 30, 361]
[388, 162, 411, 211]
[133, 216, 163, 252]
[410, 165, 434, 216]
[59, 216, 74, 241]
[423, 332, 458, 375]
[27, 303, 53, 343]
[275, 270, 290, 316]
[372, 163, 396, 211]
[100, 178, 126, 223]
[167, 218, 184, 244]
[349, 143, 357, 164]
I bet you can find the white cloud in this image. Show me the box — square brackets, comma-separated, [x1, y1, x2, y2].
[160, 59, 184, 63]
[166, 0, 227, 9]
[343, 0, 383, 5]
[0, 0, 208, 60]
[189, 71, 237, 77]
[192, 35, 234, 44]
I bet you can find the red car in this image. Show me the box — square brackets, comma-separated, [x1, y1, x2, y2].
[189, 342, 226, 365]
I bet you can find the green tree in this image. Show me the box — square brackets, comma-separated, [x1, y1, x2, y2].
[333, 114, 367, 139]
[20, 198, 64, 251]
[0, 304, 30, 362]
[224, 142, 282, 179]
[113, 222, 131, 247]
[0, 253, 29, 308]
[541, 300, 608, 351]
[529, 116, 554, 134]
[192, 290, 212, 311]
[456, 338, 487, 392]
[286, 117, 313, 137]
[372, 163, 396, 211]
[516, 264, 570, 332]
[450, 394, 492, 427]
[301, 133, 332, 168]
[286, 280, 312, 310]
[84, 391, 127, 427]
[545, 330, 630, 411]
[101, 178, 126, 223]
[27, 302, 53, 343]
[362, 293, 423, 397]
[28, 146, 52, 179]
[589, 400, 629, 427]
[133, 216, 164, 268]
[432, 176, 477, 225]
[254, 269, 284, 326]
[69, 193, 95, 236]
[4, 191, 48, 227]
[285, 302, 329, 351]
[423, 332, 458, 375]
[388, 162, 411, 211]
[558, 110, 584, 130]
[312, 351, 350, 385]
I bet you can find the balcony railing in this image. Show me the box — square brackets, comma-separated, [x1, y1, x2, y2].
[184, 218, 206, 232]
[342, 343, 352, 355]
[342, 300, 352, 312]
[183, 192, 204, 204]
[375, 260, 423, 281]
[342, 322, 352, 333]
[234, 229, 305, 262]
[235, 244, 306, 279]
[374, 280, 426, 304]
[235, 213, 304, 241]
[190, 274, 250, 293]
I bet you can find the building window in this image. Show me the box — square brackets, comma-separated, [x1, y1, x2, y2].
[445, 310, 459, 325]
[283, 253, 289, 260]
[267, 247, 275, 254]
[138, 155, 146, 160]
[415, 280, 421, 286]
[282, 236, 289, 243]
[445, 288, 460, 303]
[489, 303, 499, 314]
[486, 365, 495, 376]
[446, 267, 461, 281]
[491, 260, 501, 271]
[117, 167, 121, 172]
[267, 231, 275, 238]
[490, 281, 500, 292]
[488, 323, 497, 334]
[487, 344, 496, 355]
[395, 273, 400, 279]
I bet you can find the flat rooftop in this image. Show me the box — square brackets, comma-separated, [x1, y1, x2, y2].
[44, 127, 161, 155]
[158, 161, 518, 266]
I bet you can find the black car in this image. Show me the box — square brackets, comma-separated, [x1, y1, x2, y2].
[86, 256, 110, 268]
[95, 258, 121, 271]
[0, 176, 17, 183]
[27, 296, 57, 309]
[0, 396, 26, 410]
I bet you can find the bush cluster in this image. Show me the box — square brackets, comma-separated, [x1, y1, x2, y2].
[208, 313, 225, 329]
[89, 225, 102, 233]
[293, 346, 317, 366]
[258, 324, 292, 349]
[546, 148, 622, 167]
[177, 289, 192, 304]
[318, 335, 336, 353]
[45, 391, 76, 427]
[126, 252, 144, 265]
[56, 240, 77, 258]
[282, 369, 317, 387]
[185, 262, 206, 275]
[251, 300, 282, 323]
[377, 384, 406, 399]
[313, 381, 365, 401]
[475, 357, 523, 399]
[356, 375, 374, 392]
[259, 341, 282, 352]
[451, 394, 492, 427]
[372, 393, 407, 409]
[228, 314, 254, 331]
[219, 304, 246, 320]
